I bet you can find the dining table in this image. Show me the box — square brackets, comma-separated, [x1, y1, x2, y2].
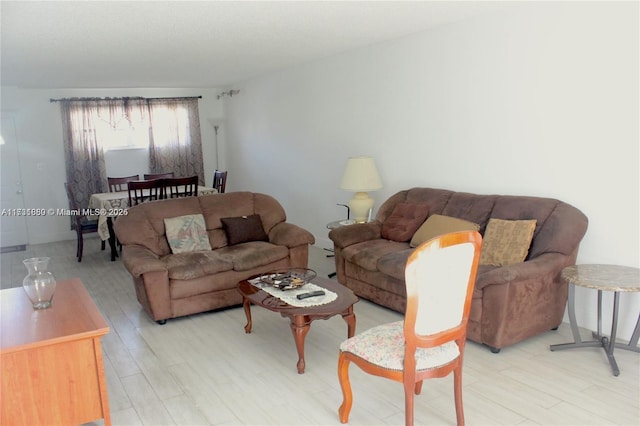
[88, 186, 217, 261]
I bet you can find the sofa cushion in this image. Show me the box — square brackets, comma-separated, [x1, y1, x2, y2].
[216, 241, 289, 271]
[164, 214, 212, 254]
[378, 249, 414, 281]
[381, 202, 429, 242]
[410, 214, 480, 248]
[480, 218, 537, 266]
[342, 239, 410, 272]
[163, 251, 233, 280]
[221, 214, 268, 245]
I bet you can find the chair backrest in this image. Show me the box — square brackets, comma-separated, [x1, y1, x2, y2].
[403, 231, 482, 349]
[127, 179, 164, 206]
[212, 170, 227, 193]
[144, 172, 174, 180]
[108, 174, 140, 192]
[164, 175, 198, 198]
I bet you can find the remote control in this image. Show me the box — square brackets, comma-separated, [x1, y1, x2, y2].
[296, 290, 325, 300]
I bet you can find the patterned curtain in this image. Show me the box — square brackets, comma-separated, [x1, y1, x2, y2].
[60, 100, 108, 220]
[147, 98, 205, 185]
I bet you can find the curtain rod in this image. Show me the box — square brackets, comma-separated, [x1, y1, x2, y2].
[49, 96, 202, 103]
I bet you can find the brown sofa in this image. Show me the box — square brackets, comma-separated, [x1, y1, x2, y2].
[329, 187, 588, 352]
[114, 192, 315, 323]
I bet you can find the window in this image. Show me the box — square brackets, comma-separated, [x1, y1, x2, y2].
[58, 96, 205, 209]
[94, 115, 149, 150]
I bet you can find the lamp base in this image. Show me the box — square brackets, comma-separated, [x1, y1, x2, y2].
[349, 192, 374, 223]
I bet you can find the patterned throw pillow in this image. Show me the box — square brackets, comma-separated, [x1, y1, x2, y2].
[479, 218, 537, 266]
[221, 214, 268, 245]
[381, 203, 430, 242]
[410, 214, 480, 248]
[164, 214, 212, 254]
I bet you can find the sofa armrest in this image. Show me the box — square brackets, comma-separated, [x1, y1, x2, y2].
[329, 222, 382, 248]
[269, 222, 315, 248]
[122, 244, 167, 278]
[475, 252, 568, 290]
[474, 252, 574, 348]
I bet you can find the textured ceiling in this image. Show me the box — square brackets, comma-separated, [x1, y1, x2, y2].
[1, 1, 499, 89]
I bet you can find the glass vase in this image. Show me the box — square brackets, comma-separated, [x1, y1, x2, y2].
[22, 257, 57, 309]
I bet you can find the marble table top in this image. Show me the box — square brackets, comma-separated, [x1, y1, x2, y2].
[562, 264, 640, 292]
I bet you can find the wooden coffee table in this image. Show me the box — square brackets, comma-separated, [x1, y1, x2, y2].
[237, 275, 358, 374]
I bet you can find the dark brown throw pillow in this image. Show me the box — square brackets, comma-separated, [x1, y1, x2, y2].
[381, 203, 430, 242]
[221, 214, 268, 245]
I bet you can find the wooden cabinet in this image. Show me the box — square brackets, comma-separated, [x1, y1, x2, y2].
[1, 278, 111, 425]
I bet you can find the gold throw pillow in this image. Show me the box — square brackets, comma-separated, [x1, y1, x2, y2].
[479, 218, 537, 266]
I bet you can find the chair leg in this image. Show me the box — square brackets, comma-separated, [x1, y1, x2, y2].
[77, 233, 84, 262]
[453, 366, 465, 426]
[337, 353, 353, 424]
[404, 379, 416, 426]
[75, 232, 81, 259]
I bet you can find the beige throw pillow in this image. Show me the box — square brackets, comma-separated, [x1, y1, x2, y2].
[480, 218, 537, 266]
[410, 214, 480, 247]
[164, 214, 212, 254]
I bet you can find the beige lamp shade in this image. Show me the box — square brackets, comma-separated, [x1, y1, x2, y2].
[340, 156, 382, 223]
[340, 156, 383, 191]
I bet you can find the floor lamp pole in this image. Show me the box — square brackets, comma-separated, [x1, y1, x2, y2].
[213, 125, 220, 170]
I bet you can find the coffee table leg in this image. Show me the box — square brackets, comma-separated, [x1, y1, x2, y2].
[290, 316, 311, 374]
[242, 298, 253, 334]
[342, 306, 356, 338]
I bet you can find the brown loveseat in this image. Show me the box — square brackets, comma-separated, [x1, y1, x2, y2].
[329, 187, 588, 352]
[114, 192, 315, 323]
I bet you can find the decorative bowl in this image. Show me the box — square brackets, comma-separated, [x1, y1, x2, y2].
[259, 268, 317, 290]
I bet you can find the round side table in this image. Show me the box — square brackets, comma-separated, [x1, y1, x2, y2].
[550, 264, 640, 376]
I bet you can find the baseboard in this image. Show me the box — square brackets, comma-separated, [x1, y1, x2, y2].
[0, 244, 27, 253]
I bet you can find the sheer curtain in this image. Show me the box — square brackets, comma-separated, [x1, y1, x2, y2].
[60, 100, 109, 213]
[147, 98, 205, 185]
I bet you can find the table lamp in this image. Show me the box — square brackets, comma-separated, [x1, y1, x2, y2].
[340, 156, 383, 223]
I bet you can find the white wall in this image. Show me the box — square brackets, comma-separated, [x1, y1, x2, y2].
[0, 87, 224, 243]
[224, 2, 639, 340]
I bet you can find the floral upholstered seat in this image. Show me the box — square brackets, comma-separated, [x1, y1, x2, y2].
[340, 321, 460, 371]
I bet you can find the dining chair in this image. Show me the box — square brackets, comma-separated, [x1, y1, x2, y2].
[107, 174, 140, 192]
[127, 179, 165, 206]
[212, 170, 227, 193]
[143, 172, 174, 180]
[337, 230, 482, 426]
[164, 175, 198, 198]
[64, 182, 105, 262]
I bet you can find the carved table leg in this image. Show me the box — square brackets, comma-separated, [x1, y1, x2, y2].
[290, 315, 311, 374]
[341, 305, 356, 338]
[242, 298, 253, 334]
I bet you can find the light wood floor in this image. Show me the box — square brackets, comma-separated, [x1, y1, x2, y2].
[1, 238, 639, 425]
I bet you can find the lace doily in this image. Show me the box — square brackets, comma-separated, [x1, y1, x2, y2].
[249, 278, 337, 307]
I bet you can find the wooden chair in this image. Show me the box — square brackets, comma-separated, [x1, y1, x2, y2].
[337, 231, 482, 426]
[143, 172, 174, 180]
[127, 179, 165, 206]
[212, 170, 227, 193]
[164, 175, 198, 198]
[64, 182, 105, 262]
[107, 174, 140, 192]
